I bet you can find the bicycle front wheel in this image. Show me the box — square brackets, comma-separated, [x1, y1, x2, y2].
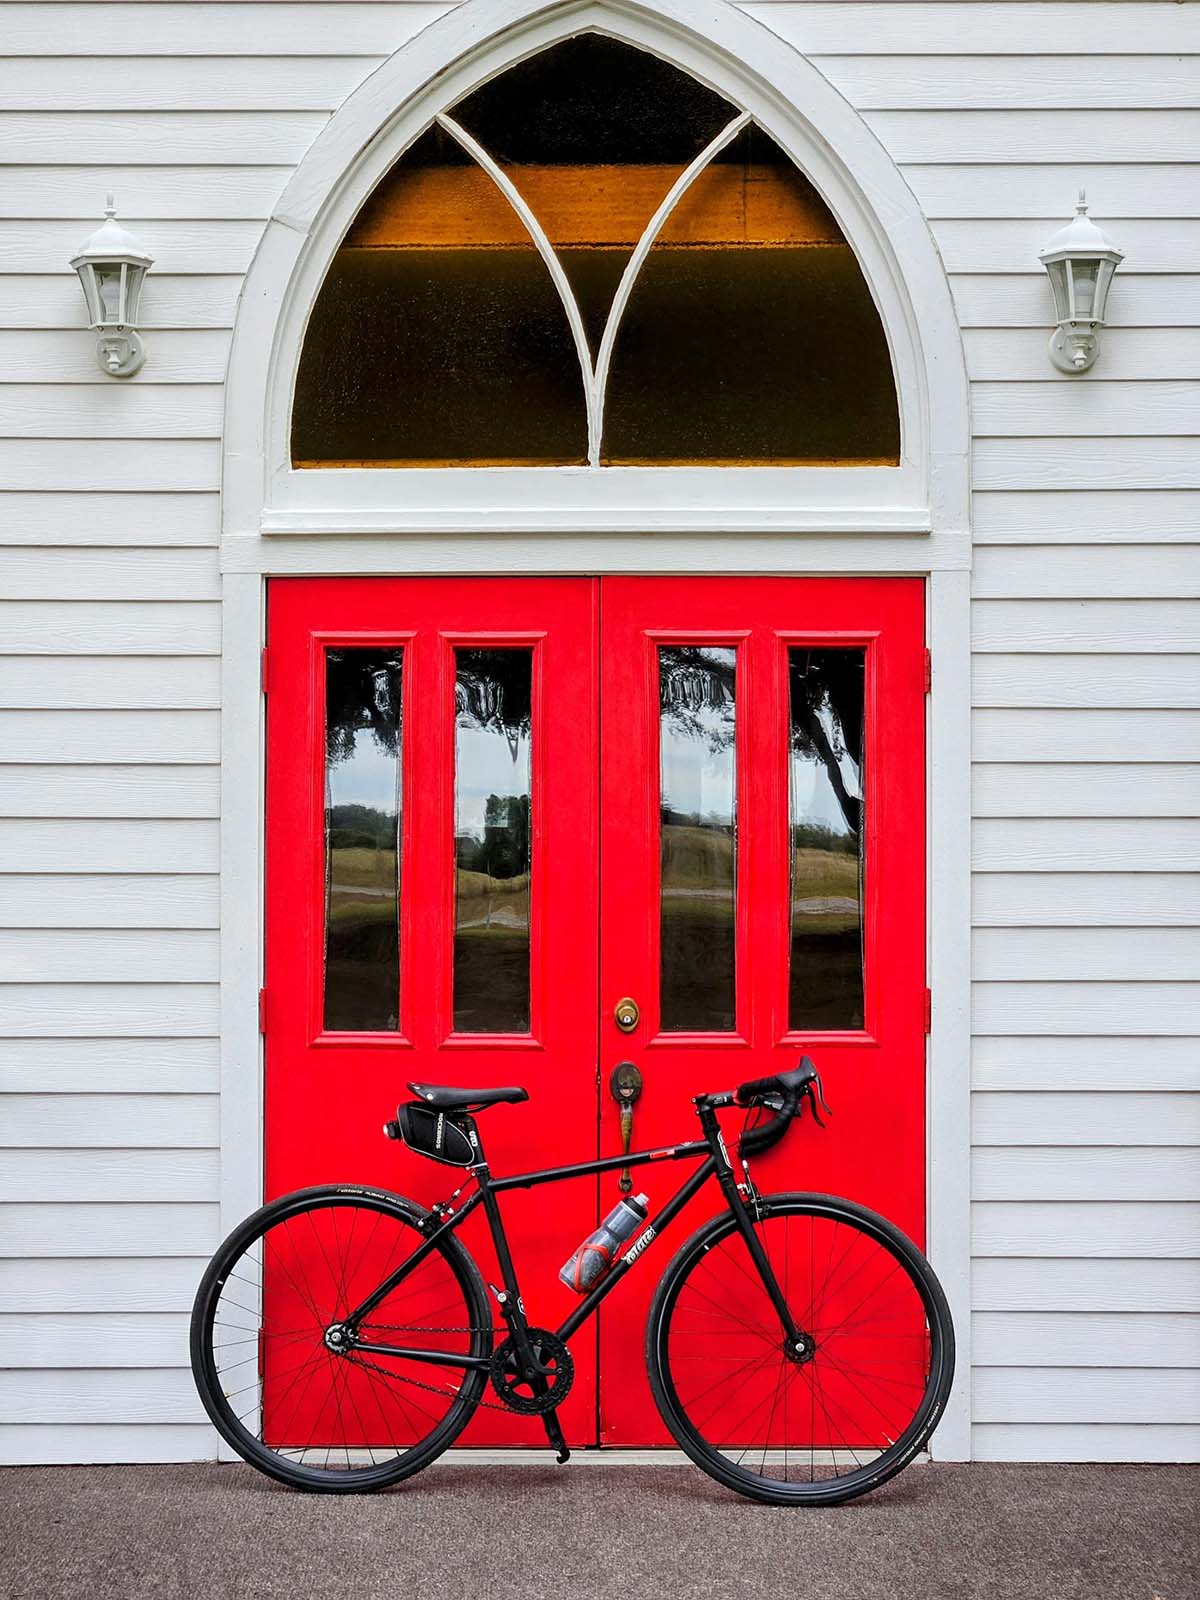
[191, 1185, 491, 1492]
[646, 1192, 954, 1505]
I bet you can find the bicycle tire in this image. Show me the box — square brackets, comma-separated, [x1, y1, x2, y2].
[645, 1191, 955, 1506]
[190, 1184, 491, 1492]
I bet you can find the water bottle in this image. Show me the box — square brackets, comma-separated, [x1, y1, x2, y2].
[559, 1193, 650, 1294]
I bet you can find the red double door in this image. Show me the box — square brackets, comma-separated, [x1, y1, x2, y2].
[265, 576, 925, 1446]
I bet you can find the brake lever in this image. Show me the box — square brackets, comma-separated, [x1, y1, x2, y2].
[803, 1071, 833, 1128]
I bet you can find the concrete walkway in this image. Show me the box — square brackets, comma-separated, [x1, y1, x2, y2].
[2, 1462, 1196, 1600]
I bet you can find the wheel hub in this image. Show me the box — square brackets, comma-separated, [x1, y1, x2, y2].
[323, 1322, 352, 1354]
[784, 1331, 816, 1365]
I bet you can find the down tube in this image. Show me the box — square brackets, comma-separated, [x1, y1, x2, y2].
[556, 1157, 716, 1342]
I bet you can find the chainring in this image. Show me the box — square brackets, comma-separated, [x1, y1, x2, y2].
[489, 1328, 574, 1415]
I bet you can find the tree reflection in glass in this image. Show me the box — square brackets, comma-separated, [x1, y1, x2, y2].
[659, 645, 737, 1032]
[788, 649, 865, 1030]
[323, 649, 403, 1032]
[454, 650, 533, 1032]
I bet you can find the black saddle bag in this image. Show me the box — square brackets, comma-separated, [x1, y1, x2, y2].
[396, 1103, 478, 1167]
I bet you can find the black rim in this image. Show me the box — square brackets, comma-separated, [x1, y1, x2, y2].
[654, 1199, 950, 1497]
[194, 1193, 487, 1483]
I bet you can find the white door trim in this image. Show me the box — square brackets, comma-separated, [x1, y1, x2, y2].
[218, 0, 973, 1460]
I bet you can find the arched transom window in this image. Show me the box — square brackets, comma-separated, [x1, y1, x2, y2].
[293, 36, 899, 469]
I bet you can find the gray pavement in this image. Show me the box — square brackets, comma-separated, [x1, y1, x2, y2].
[1, 1461, 1196, 1600]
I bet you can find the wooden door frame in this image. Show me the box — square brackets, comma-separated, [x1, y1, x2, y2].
[217, 0, 973, 1459]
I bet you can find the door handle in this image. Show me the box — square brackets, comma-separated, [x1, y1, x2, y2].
[609, 1060, 644, 1195]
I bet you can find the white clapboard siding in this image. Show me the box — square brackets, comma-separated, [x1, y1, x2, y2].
[0, 820, 217, 873]
[964, 330, 1200, 384]
[0, 766, 220, 819]
[0, 224, 266, 278]
[972, 1147, 1200, 1203]
[972, 710, 1200, 764]
[973, 491, 1200, 544]
[971, 1424, 1200, 1463]
[0, 985, 219, 1038]
[0, 332, 233, 387]
[0, 1367, 208, 1424]
[0, 603, 220, 654]
[972, 1036, 1200, 1093]
[0, 1037, 219, 1094]
[974, 657, 1200, 709]
[0, 385, 225, 439]
[973, 820, 1200, 873]
[971, 380, 1200, 436]
[973, 1313, 1200, 1367]
[0, 492, 220, 544]
[2, 1095, 218, 1148]
[974, 875, 1200, 930]
[0, 1204, 219, 1259]
[811, 55, 1200, 110]
[0, 274, 244, 329]
[0, 549, 219, 602]
[1, 4, 450, 56]
[973, 983, 1200, 1035]
[0, 1425, 212, 1465]
[973, 927, 1200, 981]
[909, 165, 1200, 221]
[974, 1257, 1200, 1313]
[973, 547, 1200, 600]
[939, 223, 1200, 279]
[0, 56, 381, 111]
[2, 112, 329, 165]
[0, 1256, 209, 1313]
[0, 658, 221, 710]
[951, 275, 1200, 329]
[973, 1093, 1200, 1146]
[0, 440, 220, 493]
[975, 441, 1200, 492]
[973, 1203, 1200, 1257]
[864, 111, 1200, 165]
[742, 5, 1200, 55]
[0, 876, 219, 931]
[973, 1367, 1200, 1425]
[0, 929, 219, 984]
[0, 711, 220, 764]
[0, 166, 290, 220]
[0, 1151, 218, 1204]
[973, 766, 1200, 818]
[0, 1314, 193, 1369]
[972, 602, 1200, 654]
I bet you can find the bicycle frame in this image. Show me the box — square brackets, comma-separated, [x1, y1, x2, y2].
[343, 1096, 802, 1371]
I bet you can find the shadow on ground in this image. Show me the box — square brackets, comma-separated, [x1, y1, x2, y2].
[3, 1462, 1197, 1600]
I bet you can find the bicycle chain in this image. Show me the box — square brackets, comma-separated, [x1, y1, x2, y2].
[342, 1333, 531, 1415]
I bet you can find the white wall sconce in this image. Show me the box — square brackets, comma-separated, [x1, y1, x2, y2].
[71, 196, 154, 378]
[1038, 191, 1124, 374]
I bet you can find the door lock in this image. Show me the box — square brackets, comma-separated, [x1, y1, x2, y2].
[613, 996, 640, 1033]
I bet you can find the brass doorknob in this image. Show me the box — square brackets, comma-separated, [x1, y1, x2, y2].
[613, 997, 640, 1033]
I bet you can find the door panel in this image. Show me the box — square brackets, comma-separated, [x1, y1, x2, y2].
[597, 577, 925, 1444]
[265, 577, 600, 1445]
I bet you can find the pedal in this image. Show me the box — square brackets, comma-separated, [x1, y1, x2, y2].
[542, 1408, 571, 1465]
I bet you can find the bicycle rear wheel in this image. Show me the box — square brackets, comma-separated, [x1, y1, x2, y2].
[191, 1185, 490, 1491]
[646, 1192, 954, 1505]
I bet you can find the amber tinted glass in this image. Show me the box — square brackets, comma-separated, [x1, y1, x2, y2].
[788, 649, 865, 1031]
[324, 649, 403, 1032]
[294, 126, 586, 466]
[453, 36, 735, 356]
[605, 126, 898, 464]
[659, 646, 737, 1032]
[454, 649, 533, 1033]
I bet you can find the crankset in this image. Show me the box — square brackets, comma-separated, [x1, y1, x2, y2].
[489, 1328, 574, 1415]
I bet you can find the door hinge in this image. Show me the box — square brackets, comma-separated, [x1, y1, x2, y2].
[260, 647, 269, 694]
[923, 987, 932, 1034]
[258, 987, 268, 1035]
[923, 647, 932, 694]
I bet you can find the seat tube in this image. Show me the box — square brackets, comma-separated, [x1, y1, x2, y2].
[478, 1174, 539, 1367]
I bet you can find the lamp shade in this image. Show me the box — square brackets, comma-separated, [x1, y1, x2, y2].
[1038, 191, 1123, 372]
[71, 198, 154, 331]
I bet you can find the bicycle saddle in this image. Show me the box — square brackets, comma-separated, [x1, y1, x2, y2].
[407, 1081, 529, 1111]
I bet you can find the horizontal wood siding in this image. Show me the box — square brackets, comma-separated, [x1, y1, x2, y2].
[1, 0, 1195, 1467]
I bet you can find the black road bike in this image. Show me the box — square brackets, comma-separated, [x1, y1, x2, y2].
[191, 1059, 955, 1505]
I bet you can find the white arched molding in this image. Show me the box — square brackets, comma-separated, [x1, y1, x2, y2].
[217, 0, 974, 1465]
[222, 0, 970, 546]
